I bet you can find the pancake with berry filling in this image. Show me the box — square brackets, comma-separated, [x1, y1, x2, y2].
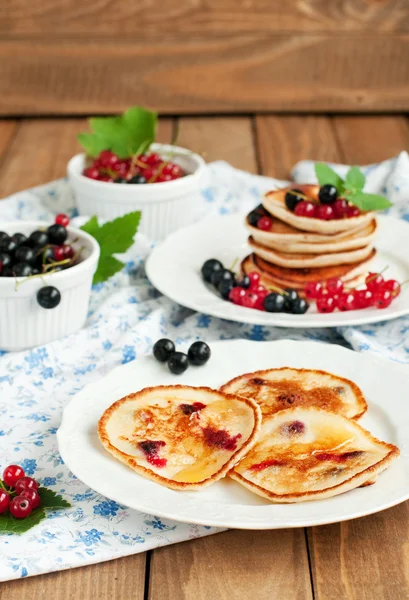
[98, 385, 261, 490]
[248, 235, 375, 269]
[263, 185, 374, 234]
[230, 407, 399, 502]
[246, 216, 377, 255]
[220, 367, 367, 419]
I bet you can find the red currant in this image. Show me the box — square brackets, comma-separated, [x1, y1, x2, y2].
[170, 165, 183, 178]
[353, 289, 373, 309]
[383, 279, 401, 297]
[315, 204, 335, 220]
[9, 496, 33, 519]
[294, 201, 316, 218]
[83, 167, 100, 180]
[15, 476, 38, 494]
[3, 465, 25, 488]
[0, 490, 10, 514]
[157, 173, 173, 183]
[53, 246, 65, 261]
[55, 214, 70, 227]
[366, 272, 384, 292]
[20, 489, 41, 509]
[326, 278, 344, 295]
[228, 287, 246, 305]
[316, 296, 336, 313]
[373, 288, 393, 309]
[305, 281, 323, 299]
[99, 150, 119, 168]
[143, 167, 155, 181]
[248, 272, 261, 288]
[241, 292, 259, 309]
[258, 216, 273, 231]
[63, 245, 74, 259]
[337, 292, 356, 311]
[255, 288, 269, 310]
[346, 205, 361, 218]
[332, 198, 349, 219]
[146, 153, 162, 165]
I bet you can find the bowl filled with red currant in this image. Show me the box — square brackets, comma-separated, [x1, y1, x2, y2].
[0, 215, 99, 351]
[67, 107, 205, 240]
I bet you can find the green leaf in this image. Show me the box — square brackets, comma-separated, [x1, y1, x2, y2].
[81, 212, 141, 284]
[0, 508, 47, 535]
[314, 163, 344, 191]
[345, 166, 365, 193]
[38, 487, 71, 510]
[348, 192, 392, 211]
[78, 106, 158, 158]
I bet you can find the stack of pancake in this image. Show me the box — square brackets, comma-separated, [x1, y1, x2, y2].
[242, 184, 377, 296]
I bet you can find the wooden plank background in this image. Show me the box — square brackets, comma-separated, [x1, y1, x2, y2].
[1, 0, 409, 115]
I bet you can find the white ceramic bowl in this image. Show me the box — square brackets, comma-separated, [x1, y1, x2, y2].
[67, 143, 206, 240]
[0, 222, 100, 352]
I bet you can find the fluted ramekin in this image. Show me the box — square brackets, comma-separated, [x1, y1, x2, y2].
[0, 221, 99, 351]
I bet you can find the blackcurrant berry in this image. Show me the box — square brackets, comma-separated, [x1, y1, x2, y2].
[201, 259, 223, 283]
[153, 338, 175, 362]
[218, 279, 234, 299]
[0, 236, 17, 254]
[47, 224, 68, 245]
[247, 211, 260, 227]
[284, 288, 300, 312]
[37, 286, 61, 309]
[29, 230, 49, 248]
[0, 232, 8, 243]
[0, 252, 11, 268]
[264, 293, 285, 312]
[168, 352, 189, 374]
[13, 263, 33, 277]
[15, 246, 36, 265]
[210, 268, 234, 287]
[285, 190, 304, 212]
[12, 233, 27, 247]
[290, 297, 309, 314]
[128, 175, 147, 184]
[318, 184, 338, 205]
[188, 341, 211, 366]
[238, 275, 251, 289]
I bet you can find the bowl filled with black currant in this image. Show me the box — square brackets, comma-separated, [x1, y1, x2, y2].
[0, 215, 99, 351]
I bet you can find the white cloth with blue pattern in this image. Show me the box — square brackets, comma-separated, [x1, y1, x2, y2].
[1, 153, 409, 582]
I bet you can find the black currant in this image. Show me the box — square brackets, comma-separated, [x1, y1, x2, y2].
[153, 338, 175, 363]
[291, 297, 310, 314]
[47, 224, 67, 245]
[188, 341, 211, 366]
[218, 279, 234, 299]
[29, 230, 49, 248]
[201, 259, 223, 283]
[167, 352, 189, 375]
[37, 286, 61, 309]
[15, 246, 36, 265]
[0, 252, 12, 268]
[0, 236, 17, 254]
[284, 288, 300, 312]
[264, 293, 285, 312]
[210, 268, 234, 287]
[11, 233, 27, 247]
[128, 175, 147, 184]
[285, 189, 304, 212]
[13, 263, 33, 277]
[247, 211, 260, 227]
[237, 275, 251, 289]
[0, 232, 8, 243]
[319, 184, 338, 205]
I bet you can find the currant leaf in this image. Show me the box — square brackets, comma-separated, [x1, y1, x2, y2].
[345, 166, 365, 193]
[314, 163, 344, 191]
[347, 192, 392, 211]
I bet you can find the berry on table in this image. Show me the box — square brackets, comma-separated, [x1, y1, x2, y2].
[316, 295, 336, 313]
[47, 224, 68, 245]
[153, 338, 175, 363]
[3, 464, 25, 487]
[218, 279, 235, 299]
[305, 281, 323, 299]
[366, 272, 384, 291]
[29, 230, 49, 248]
[291, 297, 309, 314]
[337, 292, 356, 312]
[15, 246, 36, 265]
[283, 288, 300, 312]
[0, 490, 10, 514]
[258, 216, 273, 231]
[9, 496, 33, 519]
[264, 292, 285, 313]
[11, 233, 27, 247]
[353, 289, 373, 309]
[188, 341, 211, 366]
[201, 259, 223, 283]
[319, 184, 338, 205]
[383, 279, 401, 297]
[0, 252, 12, 269]
[326, 278, 344, 295]
[37, 286, 61, 309]
[241, 292, 260, 309]
[237, 275, 251, 289]
[20, 489, 41, 509]
[373, 288, 393, 309]
[55, 214, 70, 227]
[315, 204, 335, 220]
[0, 236, 17, 254]
[294, 201, 316, 218]
[168, 352, 189, 375]
[229, 287, 246, 305]
[210, 268, 234, 287]
[248, 272, 260, 288]
[15, 476, 39, 494]
[13, 263, 33, 277]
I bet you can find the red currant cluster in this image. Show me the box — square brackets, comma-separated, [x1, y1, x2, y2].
[305, 272, 401, 313]
[83, 150, 185, 184]
[285, 186, 361, 221]
[0, 465, 41, 519]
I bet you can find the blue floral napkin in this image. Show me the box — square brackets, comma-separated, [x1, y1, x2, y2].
[1, 155, 409, 582]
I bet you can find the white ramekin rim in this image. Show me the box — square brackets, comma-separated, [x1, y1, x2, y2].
[67, 143, 206, 202]
[0, 221, 100, 293]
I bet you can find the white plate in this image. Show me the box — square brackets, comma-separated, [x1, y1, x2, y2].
[145, 214, 409, 328]
[57, 340, 409, 529]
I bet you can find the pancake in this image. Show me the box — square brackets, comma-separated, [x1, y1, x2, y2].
[246, 218, 377, 255]
[263, 185, 374, 234]
[242, 251, 376, 285]
[98, 385, 261, 490]
[249, 236, 375, 269]
[230, 407, 399, 502]
[221, 367, 367, 419]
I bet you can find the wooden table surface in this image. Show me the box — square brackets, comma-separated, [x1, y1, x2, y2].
[1, 113, 409, 600]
